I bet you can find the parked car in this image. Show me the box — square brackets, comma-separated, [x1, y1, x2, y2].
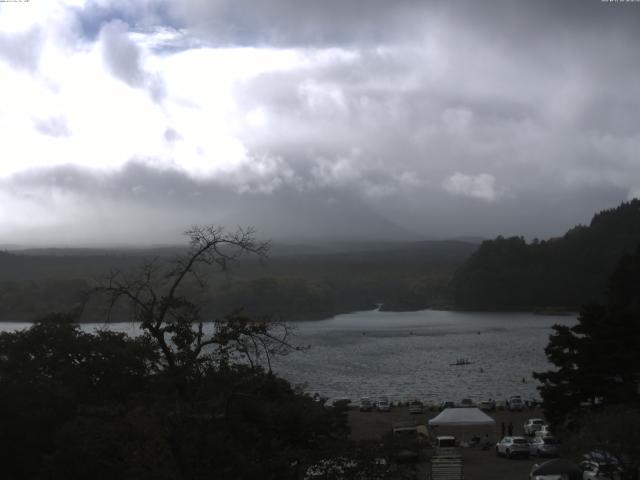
[434, 435, 459, 458]
[391, 422, 424, 463]
[439, 400, 456, 410]
[524, 418, 546, 436]
[408, 398, 424, 414]
[479, 400, 496, 412]
[424, 400, 439, 411]
[495, 400, 507, 410]
[507, 396, 525, 411]
[458, 398, 475, 408]
[580, 450, 623, 480]
[534, 425, 554, 438]
[525, 398, 541, 409]
[376, 396, 391, 412]
[360, 397, 373, 412]
[529, 459, 582, 480]
[495, 436, 530, 458]
[529, 436, 560, 457]
[324, 397, 352, 409]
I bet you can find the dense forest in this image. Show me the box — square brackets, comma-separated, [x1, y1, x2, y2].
[0, 240, 476, 322]
[451, 200, 640, 310]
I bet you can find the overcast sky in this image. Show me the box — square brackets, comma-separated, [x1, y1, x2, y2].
[0, 0, 639, 246]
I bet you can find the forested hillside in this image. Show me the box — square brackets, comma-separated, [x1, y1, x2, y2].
[0, 240, 476, 322]
[451, 200, 640, 310]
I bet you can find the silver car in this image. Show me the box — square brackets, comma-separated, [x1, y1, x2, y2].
[529, 436, 560, 457]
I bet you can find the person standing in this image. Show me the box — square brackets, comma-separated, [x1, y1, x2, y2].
[508, 422, 514, 436]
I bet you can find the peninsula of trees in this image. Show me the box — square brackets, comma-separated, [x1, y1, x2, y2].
[451, 199, 640, 311]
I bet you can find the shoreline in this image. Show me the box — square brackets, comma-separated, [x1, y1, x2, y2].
[0, 305, 578, 324]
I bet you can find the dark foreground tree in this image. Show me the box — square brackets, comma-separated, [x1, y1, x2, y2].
[534, 246, 640, 428]
[0, 227, 359, 480]
[562, 405, 640, 480]
[0, 313, 158, 479]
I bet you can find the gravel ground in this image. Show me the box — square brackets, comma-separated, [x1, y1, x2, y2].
[347, 405, 550, 480]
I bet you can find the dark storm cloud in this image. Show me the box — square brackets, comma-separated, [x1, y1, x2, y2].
[168, 0, 640, 47]
[99, 19, 166, 101]
[3, 0, 640, 244]
[2, 159, 630, 246]
[0, 162, 416, 245]
[220, 0, 640, 219]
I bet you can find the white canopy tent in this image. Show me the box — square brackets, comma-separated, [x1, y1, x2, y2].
[428, 408, 496, 427]
[428, 408, 497, 444]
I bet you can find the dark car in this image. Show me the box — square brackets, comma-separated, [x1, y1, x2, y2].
[408, 399, 424, 414]
[440, 401, 456, 410]
[529, 459, 582, 480]
[360, 397, 374, 412]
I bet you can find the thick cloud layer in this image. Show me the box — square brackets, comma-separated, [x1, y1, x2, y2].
[0, 0, 639, 245]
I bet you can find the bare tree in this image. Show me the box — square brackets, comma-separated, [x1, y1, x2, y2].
[95, 226, 294, 394]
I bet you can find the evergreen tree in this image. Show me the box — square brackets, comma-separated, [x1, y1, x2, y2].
[534, 247, 640, 428]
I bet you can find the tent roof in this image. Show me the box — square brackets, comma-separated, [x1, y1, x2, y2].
[428, 408, 496, 427]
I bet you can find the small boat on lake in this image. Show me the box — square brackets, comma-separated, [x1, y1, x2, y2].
[449, 358, 472, 366]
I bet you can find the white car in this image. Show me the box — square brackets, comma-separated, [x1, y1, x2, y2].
[529, 436, 560, 457]
[434, 435, 459, 458]
[495, 436, 530, 458]
[524, 418, 545, 436]
[508, 396, 525, 411]
[376, 396, 391, 412]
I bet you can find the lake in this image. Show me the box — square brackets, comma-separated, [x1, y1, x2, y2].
[270, 309, 575, 403]
[0, 308, 575, 404]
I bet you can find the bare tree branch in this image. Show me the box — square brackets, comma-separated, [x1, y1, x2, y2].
[91, 225, 293, 397]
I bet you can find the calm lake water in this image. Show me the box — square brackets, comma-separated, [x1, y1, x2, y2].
[1, 309, 575, 404]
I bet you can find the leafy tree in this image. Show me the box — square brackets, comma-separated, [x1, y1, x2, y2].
[0, 313, 158, 479]
[0, 227, 357, 480]
[534, 247, 640, 428]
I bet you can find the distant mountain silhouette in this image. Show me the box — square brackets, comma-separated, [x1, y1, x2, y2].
[451, 199, 640, 310]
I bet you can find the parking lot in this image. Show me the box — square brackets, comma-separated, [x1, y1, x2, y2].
[348, 405, 549, 480]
